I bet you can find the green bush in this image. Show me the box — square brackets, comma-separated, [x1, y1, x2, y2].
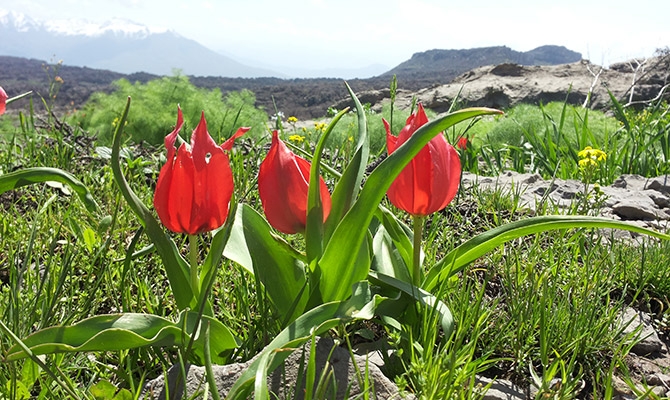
[70, 75, 268, 145]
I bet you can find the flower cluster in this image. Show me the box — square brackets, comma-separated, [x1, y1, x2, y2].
[154, 104, 462, 237]
[578, 146, 607, 168]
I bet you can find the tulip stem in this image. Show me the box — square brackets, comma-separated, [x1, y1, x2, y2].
[412, 215, 425, 287]
[189, 234, 200, 300]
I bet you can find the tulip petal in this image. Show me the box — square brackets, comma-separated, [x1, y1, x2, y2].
[221, 127, 251, 151]
[385, 103, 462, 216]
[258, 131, 331, 234]
[0, 86, 7, 115]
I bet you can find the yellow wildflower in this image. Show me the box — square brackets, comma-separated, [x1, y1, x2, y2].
[314, 122, 327, 131]
[578, 158, 597, 168]
[287, 116, 298, 124]
[578, 146, 606, 163]
[288, 134, 304, 143]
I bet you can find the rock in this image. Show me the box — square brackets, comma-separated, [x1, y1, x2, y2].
[645, 175, 670, 194]
[611, 174, 649, 191]
[328, 54, 669, 119]
[475, 376, 526, 400]
[397, 58, 669, 112]
[141, 337, 411, 400]
[611, 195, 669, 220]
[646, 372, 670, 387]
[616, 307, 664, 356]
[460, 171, 670, 239]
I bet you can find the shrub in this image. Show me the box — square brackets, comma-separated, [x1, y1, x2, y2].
[69, 74, 268, 145]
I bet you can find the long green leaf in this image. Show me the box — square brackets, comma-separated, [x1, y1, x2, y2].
[226, 282, 382, 399]
[223, 203, 307, 323]
[368, 270, 454, 336]
[423, 215, 670, 292]
[5, 312, 237, 364]
[110, 97, 193, 310]
[306, 108, 348, 262]
[318, 107, 502, 302]
[0, 167, 99, 214]
[324, 82, 370, 241]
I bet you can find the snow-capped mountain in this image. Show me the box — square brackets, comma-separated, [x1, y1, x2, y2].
[0, 10, 282, 77]
[43, 17, 167, 38]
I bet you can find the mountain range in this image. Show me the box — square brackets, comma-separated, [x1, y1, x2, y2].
[0, 10, 581, 80]
[0, 10, 283, 78]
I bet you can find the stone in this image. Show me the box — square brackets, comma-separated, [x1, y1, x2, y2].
[474, 376, 526, 400]
[141, 337, 411, 400]
[645, 175, 670, 194]
[646, 372, 670, 387]
[616, 307, 664, 356]
[460, 172, 670, 238]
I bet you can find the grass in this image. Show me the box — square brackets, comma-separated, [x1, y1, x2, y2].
[1, 80, 669, 399]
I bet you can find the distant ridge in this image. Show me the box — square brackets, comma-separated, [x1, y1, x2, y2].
[383, 45, 582, 87]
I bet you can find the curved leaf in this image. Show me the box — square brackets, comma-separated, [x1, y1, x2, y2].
[368, 270, 453, 337]
[226, 282, 383, 399]
[306, 108, 348, 262]
[424, 215, 670, 292]
[0, 167, 99, 214]
[223, 203, 307, 323]
[110, 97, 193, 310]
[324, 82, 370, 241]
[5, 312, 238, 364]
[318, 107, 502, 303]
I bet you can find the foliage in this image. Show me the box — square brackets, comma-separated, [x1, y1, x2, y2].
[1, 80, 670, 400]
[70, 74, 268, 145]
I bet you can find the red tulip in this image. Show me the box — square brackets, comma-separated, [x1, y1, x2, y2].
[154, 107, 249, 235]
[383, 103, 461, 216]
[258, 130, 331, 234]
[0, 87, 7, 115]
[457, 136, 468, 150]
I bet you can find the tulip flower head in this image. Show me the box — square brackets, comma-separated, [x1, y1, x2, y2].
[0, 86, 7, 115]
[154, 107, 248, 235]
[457, 136, 468, 150]
[258, 130, 332, 234]
[383, 103, 461, 217]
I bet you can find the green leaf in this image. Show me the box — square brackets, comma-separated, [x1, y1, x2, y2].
[223, 204, 308, 323]
[371, 224, 411, 283]
[424, 215, 670, 292]
[90, 381, 116, 400]
[4, 312, 238, 364]
[318, 107, 503, 303]
[0, 167, 99, 214]
[110, 97, 194, 310]
[368, 270, 454, 337]
[324, 82, 369, 241]
[306, 108, 348, 262]
[226, 282, 382, 399]
[82, 227, 98, 253]
[373, 206, 414, 281]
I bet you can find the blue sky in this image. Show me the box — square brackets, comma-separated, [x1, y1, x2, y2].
[6, 0, 669, 72]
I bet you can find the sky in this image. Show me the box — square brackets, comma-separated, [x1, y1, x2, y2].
[6, 0, 670, 74]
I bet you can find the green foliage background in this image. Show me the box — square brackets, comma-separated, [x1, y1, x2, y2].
[70, 75, 269, 145]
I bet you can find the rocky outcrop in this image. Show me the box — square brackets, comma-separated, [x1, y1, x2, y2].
[334, 54, 670, 113]
[460, 172, 670, 240]
[411, 58, 668, 112]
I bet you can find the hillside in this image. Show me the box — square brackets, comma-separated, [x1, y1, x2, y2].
[1, 45, 585, 119]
